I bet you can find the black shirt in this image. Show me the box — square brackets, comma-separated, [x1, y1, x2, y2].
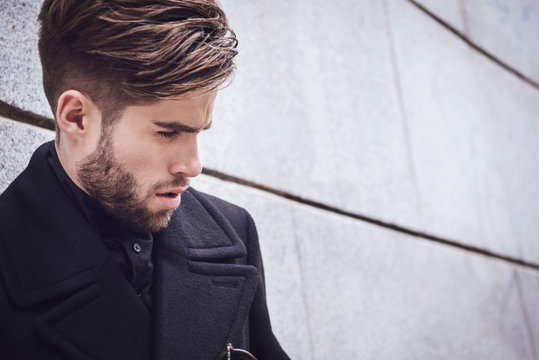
[47, 144, 154, 310]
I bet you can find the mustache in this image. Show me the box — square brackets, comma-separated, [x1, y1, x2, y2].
[150, 176, 190, 193]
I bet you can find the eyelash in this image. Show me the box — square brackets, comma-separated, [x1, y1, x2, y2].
[157, 130, 180, 139]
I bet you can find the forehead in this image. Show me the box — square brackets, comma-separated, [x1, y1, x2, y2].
[120, 90, 217, 128]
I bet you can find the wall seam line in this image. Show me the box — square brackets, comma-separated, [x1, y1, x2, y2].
[381, 0, 426, 234]
[407, 0, 539, 92]
[2, 109, 539, 273]
[0, 100, 55, 131]
[290, 208, 316, 359]
[202, 168, 539, 272]
[458, 0, 470, 37]
[514, 271, 538, 360]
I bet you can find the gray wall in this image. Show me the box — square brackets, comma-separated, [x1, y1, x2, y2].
[1, 0, 538, 358]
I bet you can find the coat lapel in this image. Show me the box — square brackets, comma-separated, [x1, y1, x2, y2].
[34, 259, 152, 360]
[0, 142, 152, 359]
[153, 188, 259, 360]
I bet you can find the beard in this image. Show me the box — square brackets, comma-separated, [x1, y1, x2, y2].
[76, 128, 188, 234]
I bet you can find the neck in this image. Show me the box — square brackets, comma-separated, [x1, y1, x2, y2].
[55, 139, 89, 196]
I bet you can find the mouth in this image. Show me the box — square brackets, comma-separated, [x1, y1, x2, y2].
[155, 188, 186, 209]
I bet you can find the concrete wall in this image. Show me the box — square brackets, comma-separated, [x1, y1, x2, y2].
[1, 0, 538, 358]
[416, 0, 539, 85]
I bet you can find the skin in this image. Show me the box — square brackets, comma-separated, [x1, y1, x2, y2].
[55, 89, 216, 233]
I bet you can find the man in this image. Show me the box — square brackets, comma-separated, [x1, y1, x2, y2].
[0, 0, 289, 359]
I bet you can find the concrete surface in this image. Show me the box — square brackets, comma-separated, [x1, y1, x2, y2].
[0, 0, 50, 117]
[413, 0, 467, 33]
[387, 0, 539, 264]
[518, 268, 539, 358]
[203, 0, 423, 229]
[417, 0, 539, 85]
[0, 116, 54, 193]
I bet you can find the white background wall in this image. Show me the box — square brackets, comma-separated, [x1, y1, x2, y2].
[1, 0, 538, 358]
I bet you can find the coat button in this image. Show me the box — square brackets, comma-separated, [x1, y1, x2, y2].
[133, 242, 142, 253]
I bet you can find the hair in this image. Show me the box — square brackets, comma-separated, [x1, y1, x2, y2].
[38, 0, 238, 133]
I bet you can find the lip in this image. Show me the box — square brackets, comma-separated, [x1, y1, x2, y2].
[159, 187, 188, 196]
[155, 187, 188, 210]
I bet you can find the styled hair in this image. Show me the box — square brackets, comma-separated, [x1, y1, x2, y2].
[38, 0, 237, 129]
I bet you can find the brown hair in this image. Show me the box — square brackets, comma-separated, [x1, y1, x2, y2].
[38, 0, 237, 130]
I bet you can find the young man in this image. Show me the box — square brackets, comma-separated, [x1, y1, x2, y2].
[0, 1, 289, 359]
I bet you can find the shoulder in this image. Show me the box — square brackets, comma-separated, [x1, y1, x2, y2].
[187, 187, 253, 226]
[188, 187, 244, 214]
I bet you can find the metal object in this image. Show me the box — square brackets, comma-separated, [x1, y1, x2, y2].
[217, 343, 257, 360]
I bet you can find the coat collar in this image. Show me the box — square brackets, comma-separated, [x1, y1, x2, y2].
[153, 188, 259, 359]
[0, 142, 259, 359]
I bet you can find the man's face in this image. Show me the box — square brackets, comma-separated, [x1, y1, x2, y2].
[77, 90, 216, 233]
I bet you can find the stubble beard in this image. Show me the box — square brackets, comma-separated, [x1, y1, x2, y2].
[76, 128, 186, 234]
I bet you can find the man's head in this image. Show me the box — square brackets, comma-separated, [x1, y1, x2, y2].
[38, 0, 237, 131]
[38, 0, 237, 232]
[76, 92, 217, 233]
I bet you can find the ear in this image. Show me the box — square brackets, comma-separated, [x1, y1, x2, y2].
[55, 90, 100, 142]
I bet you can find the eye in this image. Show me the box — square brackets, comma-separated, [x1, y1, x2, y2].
[157, 130, 180, 140]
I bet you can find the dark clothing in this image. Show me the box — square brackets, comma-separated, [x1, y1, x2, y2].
[47, 145, 154, 309]
[0, 142, 289, 360]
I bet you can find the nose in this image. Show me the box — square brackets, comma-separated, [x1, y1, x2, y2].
[168, 135, 202, 178]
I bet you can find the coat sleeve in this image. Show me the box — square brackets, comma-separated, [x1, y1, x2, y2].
[243, 210, 290, 360]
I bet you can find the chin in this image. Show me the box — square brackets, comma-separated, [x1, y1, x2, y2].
[146, 209, 174, 233]
[126, 209, 174, 234]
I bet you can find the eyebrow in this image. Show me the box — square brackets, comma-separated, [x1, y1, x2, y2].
[152, 118, 213, 133]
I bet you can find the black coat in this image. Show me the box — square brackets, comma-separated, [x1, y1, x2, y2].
[0, 142, 289, 360]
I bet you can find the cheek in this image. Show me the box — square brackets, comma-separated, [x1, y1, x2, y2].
[122, 148, 163, 184]
[112, 132, 165, 186]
